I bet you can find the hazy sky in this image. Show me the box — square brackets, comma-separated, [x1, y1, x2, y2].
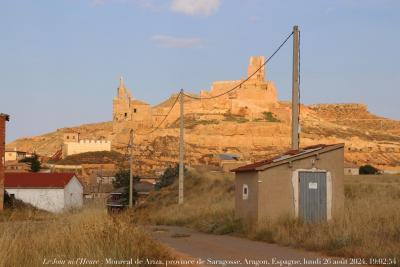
[1, 0, 399, 142]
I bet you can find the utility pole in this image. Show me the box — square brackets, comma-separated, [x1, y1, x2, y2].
[179, 89, 184, 204]
[129, 129, 134, 208]
[291, 25, 300, 150]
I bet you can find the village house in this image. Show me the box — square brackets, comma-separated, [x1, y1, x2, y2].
[232, 144, 345, 224]
[0, 113, 10, 211]
[344, 162, 359, 175]
[5, 173, 83, 213]
[5, 149, 27, 162]
[213, 153, 252, 172]
[5, 161, 30, 173]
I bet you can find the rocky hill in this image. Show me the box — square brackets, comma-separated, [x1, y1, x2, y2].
[7, 103, 400, 174]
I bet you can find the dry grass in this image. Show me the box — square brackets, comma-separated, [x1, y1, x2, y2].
[135, 169, 242, 234]
[136, 170, 400, 264]
[0, 208, 172, 267]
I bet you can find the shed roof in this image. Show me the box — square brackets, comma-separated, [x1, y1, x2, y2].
[5, 173, 77, 189]
[232, 143, 344, 173]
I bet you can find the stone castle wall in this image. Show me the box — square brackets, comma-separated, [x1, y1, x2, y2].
[64, 140, 111, 157]
[112, 56, 280, 133]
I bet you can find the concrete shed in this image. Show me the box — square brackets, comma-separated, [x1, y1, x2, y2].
[232, 144, 345, 224]
[5, 173, 83, 213]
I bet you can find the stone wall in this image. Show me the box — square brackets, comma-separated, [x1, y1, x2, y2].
[64, 140, 111, 157]
[112, 56, 280, 133]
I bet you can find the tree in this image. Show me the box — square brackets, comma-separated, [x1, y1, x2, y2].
[112, 169, 140, 204]
[155, 164, 180, 190]
[19, 154, 41, 172]
[359, 164, 379, 175]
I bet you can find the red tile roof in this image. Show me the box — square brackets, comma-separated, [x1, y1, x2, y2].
[5, 173, 76, 188]
[232, 143, 344, 172]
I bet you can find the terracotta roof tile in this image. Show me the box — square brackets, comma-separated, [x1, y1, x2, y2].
[5, 173, 76, 188]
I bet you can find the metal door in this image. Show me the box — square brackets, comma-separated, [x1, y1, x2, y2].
[299, 171, 327, 222]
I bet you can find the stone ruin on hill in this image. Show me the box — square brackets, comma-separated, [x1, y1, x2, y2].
[112, 56, 291, 133]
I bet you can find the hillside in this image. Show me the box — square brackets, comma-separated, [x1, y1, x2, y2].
[7, 103, 400, 173]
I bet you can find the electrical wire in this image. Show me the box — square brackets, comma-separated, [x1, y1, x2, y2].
[135, 92, 182, 135]
[182, 31, 294, 100]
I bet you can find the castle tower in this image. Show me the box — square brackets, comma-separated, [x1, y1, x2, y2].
[113, 76, 133, 124]
[247, 56, 265, 82]
[0, 113, 10, 211]
[112, 77, 153, 133]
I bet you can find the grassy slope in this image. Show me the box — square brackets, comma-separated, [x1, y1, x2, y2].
[0, 208, 171, 267]
[135, 170, 400, 264]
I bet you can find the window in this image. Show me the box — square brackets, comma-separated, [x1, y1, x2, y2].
[124, 113, 128, 117]
[67, 136, 69, 139]
[242, 184, 249, 200]
[134, 108, 137, 113]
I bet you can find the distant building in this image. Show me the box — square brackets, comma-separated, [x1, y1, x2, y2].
[5, 173, 83, 213]
[344, 162, 359, 175]
[62, 131, 111, 157]
[5, 161, 30, 173]
[0, 113, 10, 211]
[5, 149, 27, 162]
[214, 153, 251, 172]
[232, 144, 345, 224]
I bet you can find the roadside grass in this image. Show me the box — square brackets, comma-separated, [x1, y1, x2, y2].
[0, 208, 172, 267]
[135, 170, 400, 264]
[135, 169, 242, 235]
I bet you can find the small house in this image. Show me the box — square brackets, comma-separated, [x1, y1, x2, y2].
[344, 162, 359, 175]
[232, 144, 345, 224]
[4, 149, 27, 162]
[214, 153, 252, 172]
[5, 173, 83, 213]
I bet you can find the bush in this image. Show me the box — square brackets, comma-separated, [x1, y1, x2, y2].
[112, 169, 140, 204]
[262, 112, 280, 122]
[155, 164, 180, 190]
[19, 154, 41, 172]
[359, 164, 379, 175]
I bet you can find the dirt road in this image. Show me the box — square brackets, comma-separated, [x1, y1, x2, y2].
[148, 225, 363, 267]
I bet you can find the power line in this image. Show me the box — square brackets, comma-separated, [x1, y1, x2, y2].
[182, 31, 294, 100]
[135, 92, 182, 135]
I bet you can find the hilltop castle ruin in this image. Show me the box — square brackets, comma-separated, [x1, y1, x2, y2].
[112, 56, 285, 133]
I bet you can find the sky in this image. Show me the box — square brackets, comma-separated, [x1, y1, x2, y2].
[0, 0, 399, 142]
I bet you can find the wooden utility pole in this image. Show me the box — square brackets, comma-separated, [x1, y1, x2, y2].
[291, 25, 300, 150]
[179, 89, 184, 204]
[129, 129, 134, 208]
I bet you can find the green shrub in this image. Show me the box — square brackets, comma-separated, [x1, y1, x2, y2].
[262, 112, 280, 122]
[155, 164, 180, 190]
[359, 164, 379, 175]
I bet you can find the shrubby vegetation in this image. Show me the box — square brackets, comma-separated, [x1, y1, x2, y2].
[155, 164, 180, 190]
[359, 164, 379, 175]
[19, 154, 41, 172]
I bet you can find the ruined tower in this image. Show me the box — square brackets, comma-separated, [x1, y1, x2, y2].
[112, 77, 153, 132]
[247, 56, 265, 82]
[0, 113, 9, 211]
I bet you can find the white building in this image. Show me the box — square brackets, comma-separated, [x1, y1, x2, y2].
[62, 131, 111, 157]
[5, 173, 83, 213]
[344, 162, 359, 175]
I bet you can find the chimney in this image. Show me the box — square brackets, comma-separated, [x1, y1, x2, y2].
[0, 113, 10, 211]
